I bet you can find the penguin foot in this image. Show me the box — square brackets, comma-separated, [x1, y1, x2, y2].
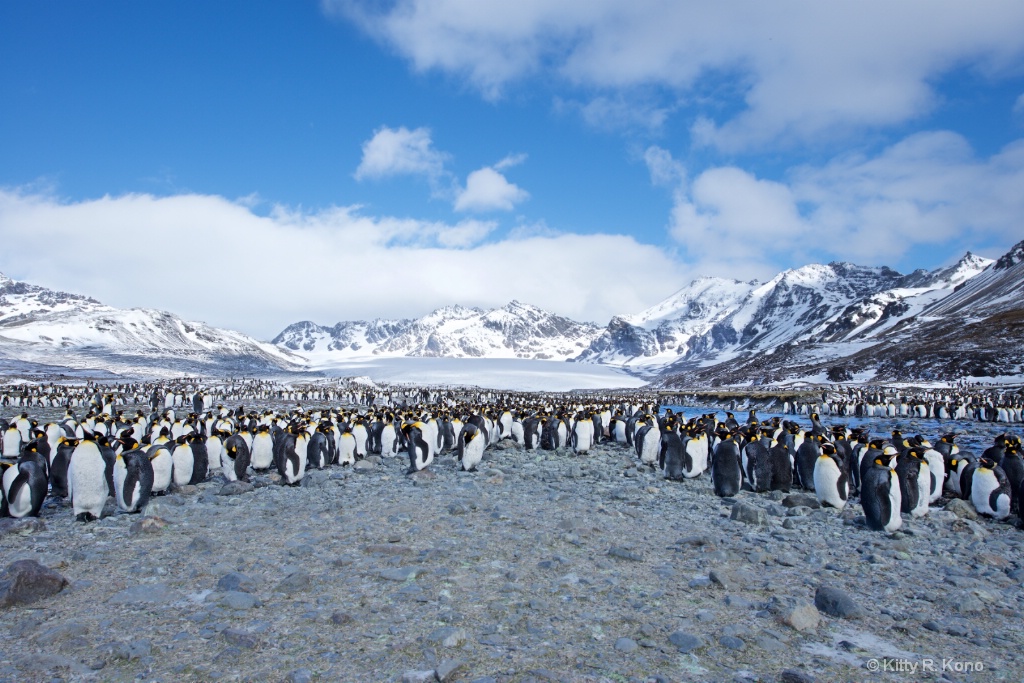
[75, 512, 97, 523]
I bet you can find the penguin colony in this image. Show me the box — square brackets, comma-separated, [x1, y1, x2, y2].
[2, 386, 1024, 535]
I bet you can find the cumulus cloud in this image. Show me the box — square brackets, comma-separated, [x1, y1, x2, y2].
[454, 155, 529, 212]
[660, 132, 1024, 274]
[0, 188, 683, 338]
[328, 0, 1024, 149]
[354, 125, 449, 181]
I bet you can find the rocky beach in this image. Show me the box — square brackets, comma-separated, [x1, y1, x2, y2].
[1, 404, 1022, 683]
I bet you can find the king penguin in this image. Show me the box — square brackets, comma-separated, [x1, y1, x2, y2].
[68, 432, 109, 522]
[113, 448, 154, 513]
[1, 455, 48, 518]
[457, 422, 486, 472]
[813, 443, 849, 510]
[862, 448, 902, 532]
[971, 457, 1012, 519]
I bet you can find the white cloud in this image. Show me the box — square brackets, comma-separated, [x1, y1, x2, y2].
[643, 146, 685, 188]
[660, 132, 1024, 274]
[454, 159, 529, 212]
[0, 188, 682, 338]
[1015, 93, 1024, 116]
[329, 1, 1024, 149]
[354, 125, 449, 181]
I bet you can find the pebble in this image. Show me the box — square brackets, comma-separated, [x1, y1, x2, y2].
[730, 502, 768, 525]
[667, 631, 705, 653]
[813, 585, 863, 619]
[614, 637, 638, 653]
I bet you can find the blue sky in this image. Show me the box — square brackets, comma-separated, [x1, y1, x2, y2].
[1, 1, 1023, 338]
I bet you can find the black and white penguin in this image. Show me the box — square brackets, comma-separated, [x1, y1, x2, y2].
[572, 412, 596, 455]
[68, 433, 109, 521]
[49, 436, 77, 498]
[306, 426, 329, 470]
[276, 426, 307, 485]
[895, 448, 930, 517]
[998, 437, 1024, 515]
[1, 455, 47, 518]
[813, 443, 849, 510]
[659, 425, 686, 481]
[457, 422, 486, 472]
[861, 449, 902, 532]
[249, 424, 275, 471]
[711, 429, 743, 497]
[742, 433, 773, 493]
[113, 449, 154, 513]
[186, 433, 209, 484]
[795, 434, 823, 491]
[170, 435, 196, 488]
[522, 416, 541, 450]
[970, 457, 1012, 519]
[682, 426, 709, 478]
[403, 422, 433, 473]
[634, 421, 659, 467]
[914, 437, 945, 504]
[147, 443, 174, 495]
[2, 423, 22, 458]
[221, 433, 251, 482]
[768, 440, 793, 493]
[337, 427, 356, 466]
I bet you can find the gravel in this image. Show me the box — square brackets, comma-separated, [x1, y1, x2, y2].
[1, 412, 1022, 682]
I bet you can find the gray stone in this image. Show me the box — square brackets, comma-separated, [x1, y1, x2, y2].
[129, 516, 169, 535]
[402, 671, 436, 683]
[724, 594, 753, 609]
[780, 670, 815, 683]
[300, 470, 330, 488]
[110, 638, 152, 661]
[782, 493, 820, 509]
[435, 659, 467, 682]
[220, 591, 260, 610]
[730, 502, 769, 525]
[945, 498, 979, 520]
[608, 546, 644, 562]
[284, 668, 313, 683]
[275, 570, 312, 595]
[667, 630, 705, 653]
[814, 586, 863, 619]
[719, 635, 745, 650]
[216, 571, 255, 593]
[188, 536, 216, 553]
[0, 560, 69, 609]
[218, 481, 254, 496]
[353, 460, 376, 473]
[613, 637, 638, 653]
[107, 583, 175, 605]
[427, 626, 467, 648]
[221, 629, 260, 649]
[0, 518, 47, 537]
[380, 567, 420, 582]
[709, 568, 731, 589]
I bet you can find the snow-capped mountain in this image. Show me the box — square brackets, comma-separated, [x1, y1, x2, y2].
[0, 273, 303, 377]
[651, 248, 1020, 386]
[273, 301, 604, 363]
[576, 252, 994, 378]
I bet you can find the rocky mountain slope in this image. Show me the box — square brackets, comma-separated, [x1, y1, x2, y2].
[0, 273, 303, 377]
[273, 301, 603, 362]
[653, 248, 1021, 386]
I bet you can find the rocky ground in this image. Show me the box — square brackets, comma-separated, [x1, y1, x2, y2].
[1, 417, 1023, 682]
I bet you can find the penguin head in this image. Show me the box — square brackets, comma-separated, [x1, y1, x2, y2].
[978, 457, 996, 471]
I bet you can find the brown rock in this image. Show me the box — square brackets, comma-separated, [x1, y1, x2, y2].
[0, 560, 69, 609]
